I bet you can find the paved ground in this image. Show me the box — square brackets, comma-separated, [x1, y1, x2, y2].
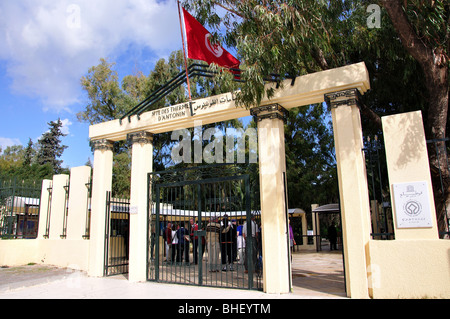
[0, 251, 346, 299]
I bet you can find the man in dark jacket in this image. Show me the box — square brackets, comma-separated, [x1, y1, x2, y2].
[220, 214, 235, 271]
[176, 223, 188, 263]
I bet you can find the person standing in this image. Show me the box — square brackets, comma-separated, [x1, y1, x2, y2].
[220, 214, 234, 271]
[190, 218, 199, 264]
[165, 222, 173, 263]
[242, 215, 258, 273]
[236, 220, 245, 265]
[206, 216, 221, 272]
[289, 219, 296, 261]
[328, 223, 338, 251]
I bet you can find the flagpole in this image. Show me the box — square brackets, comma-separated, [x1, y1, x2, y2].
[178, 1, 192, 101]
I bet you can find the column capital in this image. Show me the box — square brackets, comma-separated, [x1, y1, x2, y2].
[250, 103, 288, 123]
[127, 131, 153, 145]
[91, 139, 114, 151]
[324, 88, 361, 109]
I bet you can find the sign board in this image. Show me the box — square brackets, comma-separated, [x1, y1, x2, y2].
[392, 181, 433, 228]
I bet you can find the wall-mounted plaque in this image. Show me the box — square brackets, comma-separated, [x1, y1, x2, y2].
[392, 181, 433, 228]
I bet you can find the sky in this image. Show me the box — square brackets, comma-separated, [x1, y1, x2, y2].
[0, 0, 184, 169]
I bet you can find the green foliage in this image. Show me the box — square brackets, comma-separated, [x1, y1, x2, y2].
[78, 50, 245, 195]
[76, 0, 448, 217]
[0, 143, 55, 180]
[181, 0, 448, 135]
[36, 119, 68, 174]
[112, 152, 131, 197]
[284, 104, 338, 209]
[77, 58, 124, 125]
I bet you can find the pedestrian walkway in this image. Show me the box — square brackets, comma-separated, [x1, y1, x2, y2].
[291, 251, 346, 298]
[0, 251, 346, 299]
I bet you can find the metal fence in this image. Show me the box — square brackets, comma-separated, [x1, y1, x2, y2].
[60, 181, 70, 239]
[0, 179, 42, 239]
[363, 135, 395, 240]
[104, 191, 130, 276]
[148, 163, 263, 291]
[83, 177, 92, 239]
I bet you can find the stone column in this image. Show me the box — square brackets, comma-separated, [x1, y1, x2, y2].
[325, 89, 371, 298]
[382, 111, 438, 240]
[128, 131, 153, 282]
[251, 104, 291, 294]
[88, 139, 114, 277]
[67, 166, 92, 240]
[311, 204, 319, 250]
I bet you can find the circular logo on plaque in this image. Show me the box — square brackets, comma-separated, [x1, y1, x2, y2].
[403, 200, 422, 217]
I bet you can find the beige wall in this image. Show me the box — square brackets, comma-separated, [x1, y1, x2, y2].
[367, 111, 450, 298]
[368, 240, 450, 298]
[382, 111, 438, 239]
[0, 240, 39, 266]
[0, 239, 89, 270]
[0, 166, 92, 271]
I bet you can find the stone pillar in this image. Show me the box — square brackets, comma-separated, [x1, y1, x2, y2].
[128, 131, 153, 282]
[67, 166, 92, 240]
[325, 89, 371, 298]
[311, 204, 319, 250]
[88, 139, 114, 277]
[382, 111, 438, 240]
[300, 213, 307, 249]
[251, 104, 291, 294]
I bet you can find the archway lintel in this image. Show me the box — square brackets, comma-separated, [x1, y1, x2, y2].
[89, 62, 370, 142]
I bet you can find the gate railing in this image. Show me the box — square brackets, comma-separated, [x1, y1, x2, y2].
[147, 163, 262, 291]
[60, 180, 70, 239]
[363, 135, 395, 240]
[0, 178, 42, 239]
[104, 191, 130, 276]
[82, 177, 92, 239]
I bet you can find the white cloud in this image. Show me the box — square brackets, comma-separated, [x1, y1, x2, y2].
[0, 137, 22, 150]
[60, 118, 73, 135]
[0, 0, 181, 112]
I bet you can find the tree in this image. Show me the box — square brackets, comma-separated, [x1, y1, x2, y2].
[284, 105, 338, 209]
[0, 145, 25, 178]
[79, 51, 243, 195]
[379, 0, 449, 234]
[36, 119, 68, 174]
[77, 58, 124, 125]
[0, 143, 54, 181]
[181, 0, 449, 231]
[23, 138, 35, 166]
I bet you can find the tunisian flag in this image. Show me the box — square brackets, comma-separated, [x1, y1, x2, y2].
[182, 7, 240, 69]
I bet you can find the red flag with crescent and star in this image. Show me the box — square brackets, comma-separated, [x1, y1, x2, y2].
[181, 7, 240, 69]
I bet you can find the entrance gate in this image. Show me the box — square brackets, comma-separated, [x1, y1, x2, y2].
[147, 165, 262, 290]
[104, 191, 130, 276]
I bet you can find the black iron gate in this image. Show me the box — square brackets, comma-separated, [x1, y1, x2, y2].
[147, 164, 262, 290]
[363, 135, 394, 240]
[104, 191, 130, 276]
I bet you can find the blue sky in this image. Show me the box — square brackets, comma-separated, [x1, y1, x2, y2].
[0, 0, 183, 168]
